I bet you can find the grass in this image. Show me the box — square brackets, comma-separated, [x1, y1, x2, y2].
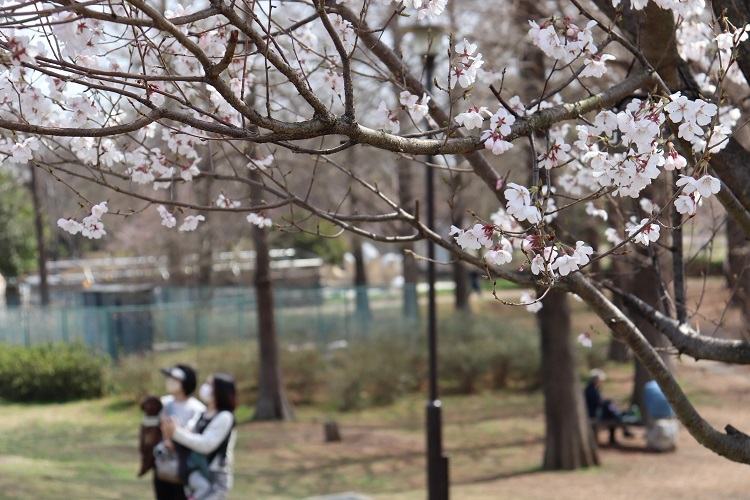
[0, 387, 550, 499]
[2, 282, 727, 499]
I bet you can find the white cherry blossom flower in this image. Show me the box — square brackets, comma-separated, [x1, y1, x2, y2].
[585, 202, 608, 221]
[573, 241, 594, 266]
[664, 149, 687, 170]
[82, 215, 106, 239]
[455, 106, 490, 130]
[399, 91, 430, 119]
[577, 332, 592, 348]
[580, 54, 616, 78]
[674, 193, 699, 215]
[605, 228, 622, 245]
[90, 201, 108, 219]
[57, 218, 83, 235]
[157, 205, 176, 228]
[216, 193, 240, 208]
[626, 217, 660, 246]
[520, 291, 542, 313]
[247, 212, 272, 228]
[179, 215, 205, 232]
[375, 101, 400, 134]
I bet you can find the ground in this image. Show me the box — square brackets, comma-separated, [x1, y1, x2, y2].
[0, 357, 749, 499]
[1, 278, 749, 498]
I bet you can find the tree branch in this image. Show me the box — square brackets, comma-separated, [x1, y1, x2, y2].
[606, 281, 750, 364]
[568, 272, 750, 464]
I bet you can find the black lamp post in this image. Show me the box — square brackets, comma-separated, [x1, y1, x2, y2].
[409, 23, 449, 500]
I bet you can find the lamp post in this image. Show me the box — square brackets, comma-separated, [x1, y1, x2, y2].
[409, 23, 449, 500]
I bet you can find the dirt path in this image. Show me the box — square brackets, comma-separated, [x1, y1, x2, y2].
[370, 358, 750, 499]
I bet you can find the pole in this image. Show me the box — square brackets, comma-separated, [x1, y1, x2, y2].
[424, 53, 449, 500]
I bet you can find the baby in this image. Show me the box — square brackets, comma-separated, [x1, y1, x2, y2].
[186, 452, 212, 499]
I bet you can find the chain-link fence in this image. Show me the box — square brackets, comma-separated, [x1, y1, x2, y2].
[0, 285, 424, 358]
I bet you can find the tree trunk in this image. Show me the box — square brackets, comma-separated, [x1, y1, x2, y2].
[351, 236, 371, 332]
[250, 171, 294, 421]
[629, 264, 673, 414]
[607, 260, 630, 362]
[725, 216, 750, 326]
[453, 260, 470, 312]
[450, 174, 470, 313]
[539, 290, 599, 470]
[29, 165, 49, 306]
[397, 157, 419, 319]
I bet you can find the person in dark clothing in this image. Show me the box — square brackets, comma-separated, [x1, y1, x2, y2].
[584, 369, 634, 444]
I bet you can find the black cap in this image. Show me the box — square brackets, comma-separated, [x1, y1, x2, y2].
[160, 364, 198, 396]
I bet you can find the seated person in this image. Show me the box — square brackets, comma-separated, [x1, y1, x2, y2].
[643, 380, 678, 451]
[584, 369, 634, 444]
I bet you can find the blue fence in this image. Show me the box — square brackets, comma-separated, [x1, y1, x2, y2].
[0, 285, 422, 357]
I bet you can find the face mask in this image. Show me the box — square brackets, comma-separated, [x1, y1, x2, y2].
[165, 378, 182, 395]
[199, 383, 213, 404]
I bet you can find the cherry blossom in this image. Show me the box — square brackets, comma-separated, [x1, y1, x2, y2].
[450, 39, 484, 89]
[91, 202, 108, 219]
[82, 215, 106, 239]
[247, 156, 274, 171]
[664, 148, 687, 170]
[157, 205, 177, 228]
[585, 202, 608, 221]
[626, 217, 660, 246]
[504, 183, 542, 224]
[179, 215, 205, 232]
[580, 54, 616, 78]
[573, 241, 594, 266]
[485, 238, 513, 266]
[454, 106, 490, 130]
[538, 138, 571, 170]
[577, 333, 593, 348]
[375, 101, 400, 134]
[675, 193, 700, 216]
[676, 174, 721, 199]
[450, 224, 494, 251]
[413, 0, 447, 21]
[520, 291, 542, 313]
[216, 194, 240, 209]
[247, 213, 272, 228]
[9, 137, 39, 163]
[57, 218, 83, 235]
[481, 107, 516, 156]
[399, 91, 430, 120]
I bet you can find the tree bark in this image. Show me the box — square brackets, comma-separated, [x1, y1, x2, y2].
[351, 235, 371, 331]
[539, 290, 599, 470]
[397, 160, 418, 319]
[28, 165, 49, 306]
[250, 170, 294, 421]
[725, 216, 750, 325]
[450, 180, 470, 313]
[628, 261, 673, 414]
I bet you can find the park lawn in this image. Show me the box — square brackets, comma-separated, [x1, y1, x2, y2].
[0, 387, 552, 499]
[0, 345, 741, 499]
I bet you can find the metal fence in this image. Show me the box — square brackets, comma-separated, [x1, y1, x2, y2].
[0, 285, 424, 357]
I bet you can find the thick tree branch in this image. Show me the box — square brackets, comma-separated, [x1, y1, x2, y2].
[568, 272, 750, 464]
[606, 282, 750, 364]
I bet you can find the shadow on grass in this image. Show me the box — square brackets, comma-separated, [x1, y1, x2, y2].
[237, 436, 545, 479]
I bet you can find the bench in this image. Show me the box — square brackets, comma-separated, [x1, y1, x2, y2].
[591, 417, 646, 445]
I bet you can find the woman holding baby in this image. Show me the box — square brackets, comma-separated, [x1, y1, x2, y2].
[161, 372, 238, 500]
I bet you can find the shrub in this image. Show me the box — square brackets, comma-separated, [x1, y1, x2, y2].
[110, 342, 257, 404]
[437, 314, 540, 394]
[0, 342, 108, 402]
[281, 346, 325, 405]
[326, 331, 425, 411]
